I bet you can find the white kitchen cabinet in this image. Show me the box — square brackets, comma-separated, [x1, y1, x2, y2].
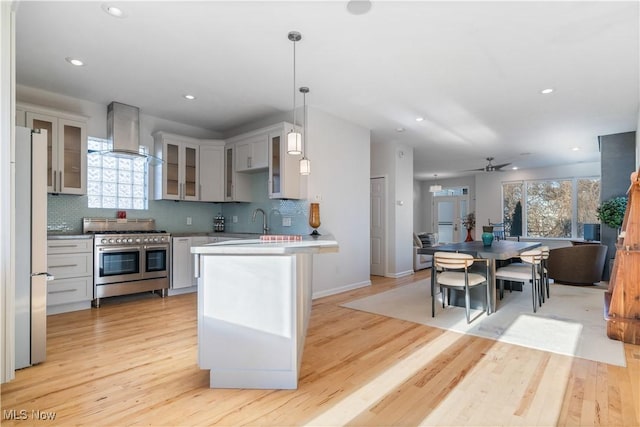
[198, 141, 225, 202]
[268, 122, 304, 200]
[224, 144, 252, 202]
[171, 237, 194, 289]
[22, 106, 88, 195]
[171, 235, 218, 293]
[46, 239, 94, 314]
[154, 132, 200, 201]
[234, 134, 268, 172]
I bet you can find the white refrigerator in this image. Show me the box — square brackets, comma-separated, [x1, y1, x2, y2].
[14, 126, 49, 369]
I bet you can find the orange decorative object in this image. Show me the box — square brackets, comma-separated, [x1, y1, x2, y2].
[309, 203, 321, 236]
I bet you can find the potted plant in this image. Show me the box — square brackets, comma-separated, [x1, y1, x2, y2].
[597, 196, 627, 232]
[598, 196, 628, 276]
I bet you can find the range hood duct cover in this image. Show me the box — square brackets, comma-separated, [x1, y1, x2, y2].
[107, 101, 143, 157]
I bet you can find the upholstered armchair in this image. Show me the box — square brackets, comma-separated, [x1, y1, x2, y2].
[546, 244, 607, 285]
[413, 233, 433, 271]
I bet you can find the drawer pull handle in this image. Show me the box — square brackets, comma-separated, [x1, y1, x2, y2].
[48, 244, 78, 248]
[48, 289, 77, 294]
[49, 264, 79, 269]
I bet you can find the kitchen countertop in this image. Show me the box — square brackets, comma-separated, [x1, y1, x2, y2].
[47, 232, 260, 239]
[191, 234, 338, 255]
[171, 232, 261, 238]
[47, 233, 93, 240]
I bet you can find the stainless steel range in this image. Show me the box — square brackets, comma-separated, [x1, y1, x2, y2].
[83, 218, 170, 307]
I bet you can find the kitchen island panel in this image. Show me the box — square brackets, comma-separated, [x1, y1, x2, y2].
[193, 237, 336, 389]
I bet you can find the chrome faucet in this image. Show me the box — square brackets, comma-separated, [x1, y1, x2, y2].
[252, 208, 269, 234]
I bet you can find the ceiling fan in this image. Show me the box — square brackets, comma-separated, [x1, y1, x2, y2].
[472, 157, 511, 172]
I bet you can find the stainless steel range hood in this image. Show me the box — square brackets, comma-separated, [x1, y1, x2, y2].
[106, 101, 143, 157]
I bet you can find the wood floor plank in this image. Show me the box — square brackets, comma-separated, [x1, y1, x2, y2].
[2, 270, 638, 426]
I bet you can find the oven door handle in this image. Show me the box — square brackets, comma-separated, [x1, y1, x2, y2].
[144, 245, 169, 251]
[97, 246, 143, 252]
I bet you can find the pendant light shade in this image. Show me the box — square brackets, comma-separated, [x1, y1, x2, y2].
[287, 31, 302, 155]
[429, 174, 441, 192]
[300, 157, 311, 175]
[299, 86, 311, 175]
[288, 131, 302, 155]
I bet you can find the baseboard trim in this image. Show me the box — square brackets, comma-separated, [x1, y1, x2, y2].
[312, 280, 372, 300]
[386, 270, 415, 279]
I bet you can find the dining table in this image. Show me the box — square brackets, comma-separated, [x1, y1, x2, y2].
[419, 240, 541, 314]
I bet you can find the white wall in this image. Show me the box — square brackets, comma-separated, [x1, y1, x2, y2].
[0, 0, 15, 384]
[371, 142, 413, 278]
[307, 109, 372, 296]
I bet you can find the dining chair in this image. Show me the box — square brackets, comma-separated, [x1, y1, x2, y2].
[490, 222, 506, 241]
[432, 252, 490, 324]
[540, 246, 550, 300]
[500, 246, 550, 302]
[495, 249, 543, 312]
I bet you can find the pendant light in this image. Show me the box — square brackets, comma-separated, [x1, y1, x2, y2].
[299, 87, 311, 175]
[429, 174, 442, 193]
[287, 31, 302, 155]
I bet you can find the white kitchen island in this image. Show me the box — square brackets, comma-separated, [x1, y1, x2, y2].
[191, 235, 338, 389]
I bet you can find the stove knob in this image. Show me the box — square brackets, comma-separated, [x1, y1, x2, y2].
[136, 238, 141, 243]
[116, 238, 121, 243]
[153, 237, 159, 243]
[101, 238, 108, 244]
[128, 238, 133, 243]
[108, 239, 114, 244]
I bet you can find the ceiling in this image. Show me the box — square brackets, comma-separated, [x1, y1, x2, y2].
[14, 1, 639, 180]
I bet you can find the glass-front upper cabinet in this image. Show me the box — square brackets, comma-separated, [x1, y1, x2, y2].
[26, 111, 87, 195]
[268, 123, 302, 200]
[223, 143, 251, 202]
[153, 132, 199, 201]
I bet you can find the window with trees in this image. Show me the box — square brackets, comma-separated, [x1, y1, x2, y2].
[502, 177, 600, 239]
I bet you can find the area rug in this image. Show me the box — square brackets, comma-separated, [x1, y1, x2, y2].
[341, 280, 626, 366]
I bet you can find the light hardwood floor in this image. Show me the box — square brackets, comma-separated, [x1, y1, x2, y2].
[2, 270, 639, 426]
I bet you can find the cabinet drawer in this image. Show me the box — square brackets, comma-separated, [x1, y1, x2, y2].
[47, 277, 93, 306]
[47, 239, 93, 254]
[47, 253, 93, 279]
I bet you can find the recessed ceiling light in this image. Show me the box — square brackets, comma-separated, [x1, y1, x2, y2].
[572, 147, 580, 151]
[512, 166, 519, 170]
[102, 4, 126, 18]
[415, 117, 424, 122]
[183, 94, 196, 100]
[540, 88, 554, 94]
[346, 0, 372, 15]
[396, 127, 405, 133]
[65, 57, 84, 67]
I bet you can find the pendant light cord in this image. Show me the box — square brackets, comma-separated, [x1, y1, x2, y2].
[292, 38, 297, 130]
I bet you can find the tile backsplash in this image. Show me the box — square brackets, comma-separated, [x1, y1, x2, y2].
[48, 172, 312, 235]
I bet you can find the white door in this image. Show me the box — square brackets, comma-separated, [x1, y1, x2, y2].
[370, 177, 385, 276]
[434, 196, 468, 244]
